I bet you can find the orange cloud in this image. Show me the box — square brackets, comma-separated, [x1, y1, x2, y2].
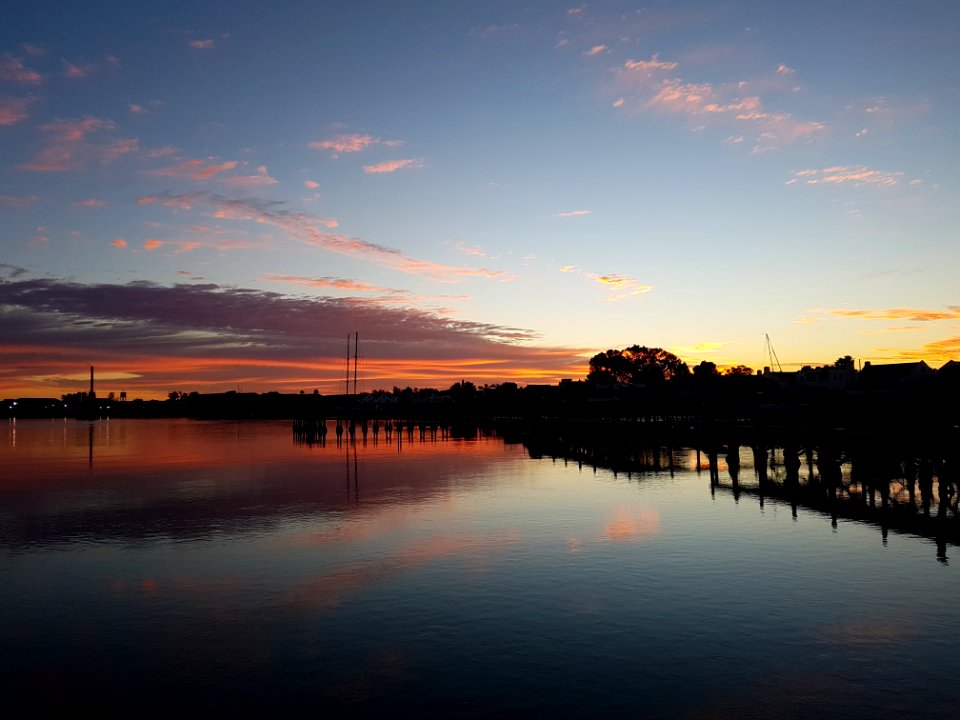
[362, 158, 423, 174]
[73, 198, 108, 208]
[304, 179, 320, 189]
[143, 239, 164, 250]
[585, 272, 653, 300]
[111, 238, 127, 248]
[827, 307, 960, 322]
[584, 44, 608, 57]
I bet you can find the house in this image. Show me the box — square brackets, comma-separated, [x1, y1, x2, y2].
[857, 361, 934, 390]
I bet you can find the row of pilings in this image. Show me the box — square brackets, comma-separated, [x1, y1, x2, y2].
[498, 415, 960, 554]
[292, 416, 490, 446]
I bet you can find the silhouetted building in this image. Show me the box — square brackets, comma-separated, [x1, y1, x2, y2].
[857, 361, 934, 390]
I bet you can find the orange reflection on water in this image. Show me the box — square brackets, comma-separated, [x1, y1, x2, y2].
[283, 531, 523, 612]
[603, 507, 660, 543]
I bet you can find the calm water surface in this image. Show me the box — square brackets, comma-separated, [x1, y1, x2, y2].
[2, 419, 957, 717]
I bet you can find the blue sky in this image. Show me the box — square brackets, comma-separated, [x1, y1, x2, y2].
[2, 1, 958, 398]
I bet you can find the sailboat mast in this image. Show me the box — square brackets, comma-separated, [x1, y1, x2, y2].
[353, 332, 358, 396]
[345, 334, 351, 396]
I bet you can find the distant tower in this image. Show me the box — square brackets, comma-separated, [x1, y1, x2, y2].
[89, 365, 96, 399]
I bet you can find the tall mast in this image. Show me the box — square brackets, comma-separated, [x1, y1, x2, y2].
[765, 333, 783, 373]
[345, 334, 351, 395]
[353, 332, 359, 396]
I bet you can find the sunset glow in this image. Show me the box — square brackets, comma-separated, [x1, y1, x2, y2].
[2, 2, 957, 399]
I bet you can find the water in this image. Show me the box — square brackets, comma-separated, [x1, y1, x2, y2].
[2, 419, 958, 717]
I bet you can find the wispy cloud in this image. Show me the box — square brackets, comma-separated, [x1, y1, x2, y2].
[150, 158, 238, 181]
[304, 179, 320, 189]
[18, 117, 139, 171]
[111, 238, 127, 248]
[556, 209, 591, 218]
[0, 54, 43, 84]
[0, 96, 31, 125]
[139, 192, 509, 282]
[787, 165, 907, 187]
[0, 194, 39, 207]
[586, 272, 654, 300]
[362, 158, 423, 174]
[828, 307, 960, 322]
[262, 274, 406, 295]
[611, 56, 824, 151]
[584, 44, 608, 57]
[223, 164, 278, 188]
[144, 239, 164, 250]
[189, 39, 216, 49]
[308, 133, 402, 157]
[62, 55, 119, 79]
[72, 198, 108, 208]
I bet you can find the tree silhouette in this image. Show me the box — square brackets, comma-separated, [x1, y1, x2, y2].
[834, 355, 855, 369]
[724, 364, 754, 376]
[693, 361, 720, 379]
[588, 345, 690, 385]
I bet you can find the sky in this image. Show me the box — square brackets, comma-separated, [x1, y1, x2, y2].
[1, 0, 958, 399]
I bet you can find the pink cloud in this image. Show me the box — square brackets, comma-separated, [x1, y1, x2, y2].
[111, 238, 127, 248]
[18, 117, 137, 171]
[143, 239, 164, 250]
[0, 55, 43, 85]
[0, 96, 31, 125]
[622, 56, 679, 75]
[556, 209, 591, 218]
[612, 56, 824, 150]
[190, 39, 215, 49]
[21, 44, 46, 57]
[223, 164, 278, 187]
[788, 165, 904, 187]
[362, 158, 423, 174]
[0, 194, 39, 207]
[129, 103, 146, 114]
[262, 274, 404, 295]
[308, 133, 403, 158]
[584, 44, 608, 57]
[73, 198, 108, 208]
[309, 133, 378, 154]
[304, 179, 320, 189]
[63, 62, 90, 79]
[147, 193, 509, 282]
[150, 158, 238, 181]
[19, 117, 122, 172]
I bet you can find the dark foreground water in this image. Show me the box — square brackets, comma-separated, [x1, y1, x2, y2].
[2, 419, 958, 718]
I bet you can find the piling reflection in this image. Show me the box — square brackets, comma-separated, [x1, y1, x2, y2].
[521, 428, 960, 560]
